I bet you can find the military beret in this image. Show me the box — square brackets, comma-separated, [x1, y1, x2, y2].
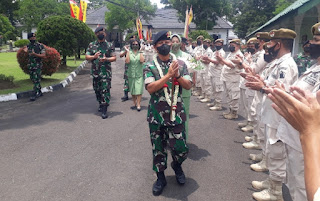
[95, 26, 105, 33]
[247, 37, 259, 44]
[311, 22, 320, 35]
[181, 37, 188, 44]
[170, 34, 181, 42]
[27, 33, 35, 39]
[196, 35, 204, 40]
[255, 32, 270, 40]
[204, 39, 211, 43]
[269, 28, 296, 40]
[230, 39, 241, 45]
[153, 30, 171, 45]
[215, 39, 224, 44]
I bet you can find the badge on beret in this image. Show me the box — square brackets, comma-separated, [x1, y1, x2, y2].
[166, 31, 171, 38]
[257, 34, 260, 38]
[318, 26, 320, 33]
[270, 31, 275, 38]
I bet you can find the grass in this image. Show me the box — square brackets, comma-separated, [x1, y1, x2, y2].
[0, 52, 85, 95]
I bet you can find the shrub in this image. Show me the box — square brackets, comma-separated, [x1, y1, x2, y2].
[0, 74, 14, 82]
[17, 44, 61, 76]
[14, 39, 30, 47]
[188, 30, 213, 41]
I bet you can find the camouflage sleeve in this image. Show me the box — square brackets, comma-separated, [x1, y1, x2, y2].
[85, 42, 93, 55]
[144, 63, 155, 86]
[40, 44, 45, 54]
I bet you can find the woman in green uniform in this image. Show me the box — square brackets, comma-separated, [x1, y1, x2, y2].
[125, 39, 145, 111]
[171, 34, 193, 140]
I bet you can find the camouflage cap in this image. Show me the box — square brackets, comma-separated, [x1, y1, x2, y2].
[204, 39, 211, 43]
[215, 39, 224, 44]
[230, 39, 241, 45]
[255, 32, 270, 40]
[196, 35, 204, 40]
[311, 22, 320, 35]
[269, 28, 296, 40]
[247, 37, 259, 44]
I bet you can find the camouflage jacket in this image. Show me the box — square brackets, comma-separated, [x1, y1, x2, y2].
[86, 40, 115, 77]
[27, 42, 45, 70]
[294, 53, 315, 76]
[144, 56, 192, 126]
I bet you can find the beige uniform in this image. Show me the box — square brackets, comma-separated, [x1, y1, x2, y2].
[261, 53, 298, 182]
[221, 49, 244, 111]
[277, 64, 320, 201]
[201, 48, 214, 96]
[209, 49, 225, 104]
[194, 45, 205, 88]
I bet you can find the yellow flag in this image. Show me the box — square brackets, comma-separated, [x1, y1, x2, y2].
[80, 0, 88, 22]
[69, 0, 80, 19]
[188, 6, 193, 25]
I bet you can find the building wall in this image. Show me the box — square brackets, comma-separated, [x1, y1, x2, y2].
[22, 28, 37, 39]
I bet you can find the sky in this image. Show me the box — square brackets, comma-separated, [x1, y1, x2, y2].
[150, 0, 165, 8]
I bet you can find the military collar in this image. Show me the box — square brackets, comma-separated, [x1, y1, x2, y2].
[95, 40, 107, 45]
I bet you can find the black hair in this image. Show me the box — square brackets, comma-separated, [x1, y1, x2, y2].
[130, 39, 140, 50]
[281, 39, 294, 51]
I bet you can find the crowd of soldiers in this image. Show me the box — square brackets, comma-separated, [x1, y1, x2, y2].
[25, 22, 320, 200]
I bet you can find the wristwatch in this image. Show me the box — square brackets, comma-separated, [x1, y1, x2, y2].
[176, 75, 182, 79]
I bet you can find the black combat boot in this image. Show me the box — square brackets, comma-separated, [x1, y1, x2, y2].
[36, 91, 43, 98]
[30, 91, 37, 101]
[98, 104, 102, 112]
[152, 171, 167, 196]
[121, 91, 129, 102]
[171, 161, 186, 185]
[101, 105, 108, 119]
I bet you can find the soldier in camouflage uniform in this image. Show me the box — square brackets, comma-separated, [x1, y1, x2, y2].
[85, 27, 116, 119]
[143, 30, 192, 196]
[294, 40, 315, 76]
[119, 44, 130, 101]
[24, 33, 46, 101]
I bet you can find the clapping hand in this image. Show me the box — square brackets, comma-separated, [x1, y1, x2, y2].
[168, 60, 179, 78]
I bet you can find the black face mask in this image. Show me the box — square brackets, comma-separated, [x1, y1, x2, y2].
[203, 44, 208, 50]
[268, 44, 280, 59]
[309, 44, 320, 59]
[229, 45, 235, 52]
[30, 40, 36, 44]
[264, 53, 273, 63]
[197, 40, 201, 46]
[216, 46, 222, 50]
[303, 46, 310, 54]
[255, 43, 260, 49]
[192, 45, 196, 49]
[157, 44, 171, 56]
[97, 34, 105, 40]
[247, 48, 255, 54]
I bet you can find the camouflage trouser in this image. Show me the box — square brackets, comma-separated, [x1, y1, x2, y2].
[29, 67, 42, 94]
[93, 76, 111, 105]
[149, 123, 189, 172]
[123, 64, 129, 92]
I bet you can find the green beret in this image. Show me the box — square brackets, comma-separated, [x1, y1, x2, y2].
[311, 22, 320, 35]
[204, 39, 211, 43]
[215, 39, 224, 44]
[269, 28, 296, 40]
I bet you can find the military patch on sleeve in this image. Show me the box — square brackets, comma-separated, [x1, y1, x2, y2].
[279, 70, 285, 79]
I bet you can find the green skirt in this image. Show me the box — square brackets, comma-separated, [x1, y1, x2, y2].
[128, 76, 144, 95]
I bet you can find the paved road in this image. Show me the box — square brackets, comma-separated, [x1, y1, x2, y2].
[0, 53, 291, 201]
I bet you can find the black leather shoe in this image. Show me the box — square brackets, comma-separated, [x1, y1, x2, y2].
[171, 161, 186, 185]
[121, 91, 129, 102]
[101, 105, 108, 119]
[98, 105, 102, 112]
[36, 91, 43, 98]
[152, 172, 167, 196]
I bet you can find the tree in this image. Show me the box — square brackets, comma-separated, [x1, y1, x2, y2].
[164, 0, 232, 30]
[273, 0, 296, 15]
[15, 0, 69, 32]
[37, 16, 95, 66]
[230, 0, 276, 38]
[188, 30, 213, 41]
[0, 15, 15, 41]
[105, 0, 157, 32]
[0, 0, 19, 25]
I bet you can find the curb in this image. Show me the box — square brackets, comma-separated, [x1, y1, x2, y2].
[0, 60, 88, 102]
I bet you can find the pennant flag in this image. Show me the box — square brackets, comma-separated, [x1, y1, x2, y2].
[188, 6, 193, 25]
[79, 0, 89, 22]
[70, 0, 80, 20]
[146, 25, 152, 41]
[136, 18, 143, 40]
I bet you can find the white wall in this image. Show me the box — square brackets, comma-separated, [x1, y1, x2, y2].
[22, 28, 37, 39]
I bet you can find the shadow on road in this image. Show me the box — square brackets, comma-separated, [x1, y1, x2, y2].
[161, 176, 199, 201]
[187, 143, 211, 161]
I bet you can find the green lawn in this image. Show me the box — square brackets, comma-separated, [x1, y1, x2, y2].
[0, 52, 85, 95]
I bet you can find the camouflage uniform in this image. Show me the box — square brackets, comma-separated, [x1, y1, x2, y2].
[294, 53, 314, 76]
[144, 56, 191, 172]
[27, 42, 45, 95]
[86, 40, 115, 105]
[123, 64, 129, 92]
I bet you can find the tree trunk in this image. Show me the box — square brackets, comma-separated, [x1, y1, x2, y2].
[62, 55, 67, 66]
[77, 48, 81, 59]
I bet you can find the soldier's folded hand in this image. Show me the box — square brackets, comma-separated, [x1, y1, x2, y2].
[94, 51, 101, 59]
[99, 56, 108, 62]
[168, 60, 179, 77]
